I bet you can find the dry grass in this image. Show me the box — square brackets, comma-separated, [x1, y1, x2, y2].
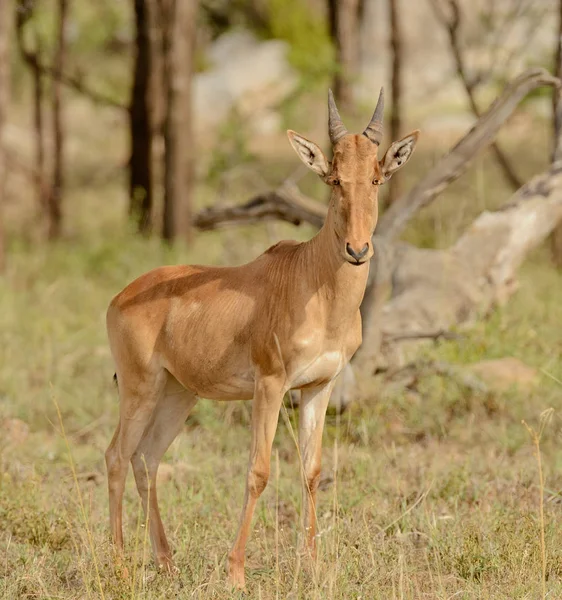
[2, 93, 562, 598]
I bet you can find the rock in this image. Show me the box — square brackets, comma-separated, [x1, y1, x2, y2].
[467, 357, 538, 391]
[250, 109, 282, 137]
[156, 463, 175, 485]
[2, 418, 29, 445]
[207, 31, 257, 66]
[194, 31, 297, 135]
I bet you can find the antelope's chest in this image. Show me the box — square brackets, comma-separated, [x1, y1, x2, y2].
[289, 348, 346, 389]
[287, 320, 360, 389]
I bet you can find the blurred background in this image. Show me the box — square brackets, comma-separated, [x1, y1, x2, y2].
[0, 0, 558, 248]
[2, 1, 562, 598]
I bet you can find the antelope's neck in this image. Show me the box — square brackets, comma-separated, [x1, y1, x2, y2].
[302, 209, 369, 327]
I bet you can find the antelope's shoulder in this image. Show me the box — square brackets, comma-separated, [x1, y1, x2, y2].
[109, 264, 223, 311]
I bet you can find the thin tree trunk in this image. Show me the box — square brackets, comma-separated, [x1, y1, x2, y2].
[0, 0, 10, 271]
[15, 5, 49, 232]
[161, 0, 175, 241]
[328, 0, 361, 112]
[387, 0, 403, 205]
[550, 0, 562, 266]
[129, 0, 153, 233]
[181, 0, 198, 242]
[430, 0, 522, 191]
[45, 0, 68, 240]
[162, 0, 198, 242]
[32, 59, 47, 224]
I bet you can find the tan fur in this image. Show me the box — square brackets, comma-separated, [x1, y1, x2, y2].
[105, 114, 418, 588]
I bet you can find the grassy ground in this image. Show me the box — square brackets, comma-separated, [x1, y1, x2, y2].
[2, 94, 562, 598]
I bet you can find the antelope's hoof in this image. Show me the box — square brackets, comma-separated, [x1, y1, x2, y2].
[119, 565, 130, 580]
[157, 556, 179, 576]
[227, 557, 246, 591]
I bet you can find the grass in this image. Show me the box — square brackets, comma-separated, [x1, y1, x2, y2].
[3, 87, 562, 598]
[2, 212, 562, 599]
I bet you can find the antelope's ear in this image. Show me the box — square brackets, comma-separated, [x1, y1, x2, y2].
[287, 130, 330, 177]
[381, 130, 420, 181]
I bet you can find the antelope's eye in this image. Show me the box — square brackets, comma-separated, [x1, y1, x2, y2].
[332, 178, 340, 186]
[372, 178, 381, 185]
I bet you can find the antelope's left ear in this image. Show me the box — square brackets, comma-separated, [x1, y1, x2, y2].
[287, 130, 331, 177]
[381, 130, 420, 181]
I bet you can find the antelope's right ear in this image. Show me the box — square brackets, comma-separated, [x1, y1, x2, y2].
[287, 130, 330, 177]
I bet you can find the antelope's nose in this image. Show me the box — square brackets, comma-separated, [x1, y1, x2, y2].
[345, 242, 369, 263]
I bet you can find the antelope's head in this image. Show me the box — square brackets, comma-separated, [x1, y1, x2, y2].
[287, 89, 419, 265]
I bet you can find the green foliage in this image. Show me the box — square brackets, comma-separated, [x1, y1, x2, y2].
[206, 112, 255, 184]
[264, 0, 334, 80]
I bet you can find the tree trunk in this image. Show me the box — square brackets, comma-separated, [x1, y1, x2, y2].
[429, 0, 522, 191]
[328, 0, 361, 112]
[45, 0, 68, 240]
[161, 0, 198, 242]
[386, 0, 403, 205]
[0, 0, 10, 271]
[129, 0, 153, 234]
[15, 5, 49, 234]
[550, 0, 562, 267]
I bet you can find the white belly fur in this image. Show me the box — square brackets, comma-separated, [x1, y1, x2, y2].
[289, 350, 345, 389]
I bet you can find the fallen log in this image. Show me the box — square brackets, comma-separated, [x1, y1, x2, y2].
[189, 69, 562, 410]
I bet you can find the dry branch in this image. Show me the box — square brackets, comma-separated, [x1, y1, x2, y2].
[429, 0, 523, 189]
[379, 158, 562, 367]
[193, 183, 327, 231]
[376, 68, 560, 241]
[191, 69, 561, 379]
[15, 3, 124, 111]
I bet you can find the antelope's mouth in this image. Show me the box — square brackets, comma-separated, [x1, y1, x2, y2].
[346, 257, 368, 266]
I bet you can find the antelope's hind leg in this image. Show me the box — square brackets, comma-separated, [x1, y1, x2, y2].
[131, 375, 198, 572]
[105, 367, 167, 559]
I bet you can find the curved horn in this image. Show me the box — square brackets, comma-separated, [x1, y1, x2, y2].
[328, 89, 348, 145]
[362, 87, 385, 145]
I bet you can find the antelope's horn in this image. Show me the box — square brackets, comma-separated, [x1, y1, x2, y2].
[328, 89, 348, 145]
[362, 87, 385, 145]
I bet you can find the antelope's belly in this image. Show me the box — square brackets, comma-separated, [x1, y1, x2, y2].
[166, 355, 256, 401]
[289, 350, 346, 389]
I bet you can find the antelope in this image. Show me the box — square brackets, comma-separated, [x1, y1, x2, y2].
[105, 88, 419, 588]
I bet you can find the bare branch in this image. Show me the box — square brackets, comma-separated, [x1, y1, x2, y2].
[48, 68, 126, 111]
[385, 330, 462, 342]
[430, 0, 522, 189]
[379, 158, 562, 355]
[15, 2, 125, 111]
[376, 68, 560, 241]
[193, 183, 327, 231]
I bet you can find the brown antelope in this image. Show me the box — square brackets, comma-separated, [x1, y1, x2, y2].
[105, 89, 419, 588]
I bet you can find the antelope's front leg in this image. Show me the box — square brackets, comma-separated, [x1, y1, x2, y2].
[227, 375, 285, 589]
[299, 381, 335, 555]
